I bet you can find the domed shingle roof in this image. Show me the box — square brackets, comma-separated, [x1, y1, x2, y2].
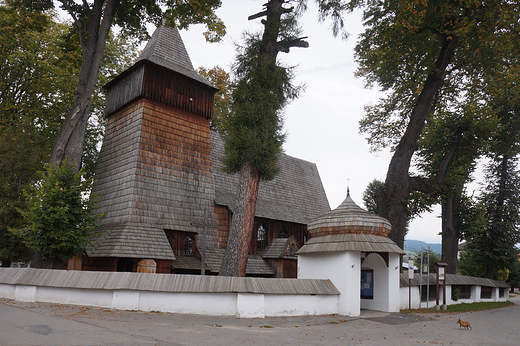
[299, 190, 404, 255]
[307, 191, 391, 238]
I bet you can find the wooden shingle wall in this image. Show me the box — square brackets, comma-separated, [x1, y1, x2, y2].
[133, 98, 216, 231]
[89, 96, 219, 261]
[92, 101, 142, 224]
[213, 205, 230, 249]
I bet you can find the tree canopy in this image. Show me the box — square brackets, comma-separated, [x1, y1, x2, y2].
[13, 162, 103, 266]
[354, 0, 520, 251]
[0, 4, 137, 266]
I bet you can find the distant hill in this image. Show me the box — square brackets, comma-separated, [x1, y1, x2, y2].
[404, 240, 441, 254]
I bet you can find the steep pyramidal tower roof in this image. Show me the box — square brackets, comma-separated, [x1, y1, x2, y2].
[137, 26, 215, 88]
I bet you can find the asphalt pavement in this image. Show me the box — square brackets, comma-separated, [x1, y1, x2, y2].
[1, 295, 519, 345]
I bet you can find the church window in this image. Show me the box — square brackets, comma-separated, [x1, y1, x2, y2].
[257, 224, 267, 251]
[289, 243, 296, 256]
[166, 233, 175, 249]
[164, 230, 197, 257]
[278, 228, 287, 238]
[184, 236, 193, 255]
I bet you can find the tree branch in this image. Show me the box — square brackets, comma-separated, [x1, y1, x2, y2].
[435, 127, 464, 185]
[248, 10, 267, 21]
[275, 36, 309, 53]
[409, 176, 444, 195]
[59, 0, 86, 51]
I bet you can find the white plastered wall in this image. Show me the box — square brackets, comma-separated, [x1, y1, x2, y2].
[298, 251, 360, 316]
[360, 252, 400, 312]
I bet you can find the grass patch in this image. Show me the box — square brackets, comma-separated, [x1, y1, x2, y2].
[259, 325, 274, 328]
[403, 300, 514, 314]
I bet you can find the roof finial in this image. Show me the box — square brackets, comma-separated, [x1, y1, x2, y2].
[347, 178, 350, 197]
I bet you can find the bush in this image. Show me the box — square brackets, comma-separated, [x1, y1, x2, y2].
[13, 161, 102, 262]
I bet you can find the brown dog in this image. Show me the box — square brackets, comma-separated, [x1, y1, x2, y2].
[457, 319, 472, 330]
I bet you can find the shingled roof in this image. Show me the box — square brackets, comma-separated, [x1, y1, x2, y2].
[211, 132, 330, 225]
[136, 26, 214, 88]
[262, 236, 299, 259]
[204, 248, 276, 276]
[298, 192, 403, 255]
[307, 190, 392, 238]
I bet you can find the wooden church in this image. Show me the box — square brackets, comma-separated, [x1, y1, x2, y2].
[70, 26, 330, 277]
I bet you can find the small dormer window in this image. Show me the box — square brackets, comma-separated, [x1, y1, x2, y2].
[184, 236, 193, 255]
[257, 225, 267, 251]
[290, 243, 296, 256]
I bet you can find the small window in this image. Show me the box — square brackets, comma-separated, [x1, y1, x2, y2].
[290, 243, 296, 256]
[257, 225, 267, 251]
[184, 236, 193, 255]
[278, 228, 287, 238]
[189, 87, 195, 101]
[177, 83, 184, 94]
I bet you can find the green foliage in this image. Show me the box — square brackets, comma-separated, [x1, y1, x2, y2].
[0, 5, 137, 263]
[356, 0, 516, 150]
[362, 178, 383, 213]
[413, 247, 440, 273]
[509, 261, 520, 288]
[13, 162, 102, 261]
[197, 66, 232, 133]
[162, 0, 225, 42]
[0, 6, 77, 264]
[222, 27, 304, 180]
[459, 157, 520, 279]
[419, 301, 514, 313]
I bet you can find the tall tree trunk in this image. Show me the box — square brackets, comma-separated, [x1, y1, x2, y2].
[484, 154, 509, 279]
[441, 194, 461, 274]
[379, 35, 459, 249]
[49, 0, 118, 170]
[219, 162, 260, 276]
[219, 0, 305, 276]
[31, 0, 117, 269]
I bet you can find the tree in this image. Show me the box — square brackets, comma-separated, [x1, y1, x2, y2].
[414, 102, 494, 273]
[9, 0, 226, 171]
[0, 3, 139, 266]
[362, 179, 383, 214]
[355, 0, 520, 250]
[13, 162, 103, 267]
[0, 6, 77, 265]
[197, 66, 232, 133]
[218, 0, 309, 277]
[459, 157, 520, 280]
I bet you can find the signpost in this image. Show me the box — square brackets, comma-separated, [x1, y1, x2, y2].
[408, 257, 414, 310]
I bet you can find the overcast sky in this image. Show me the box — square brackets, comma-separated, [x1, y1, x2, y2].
[169, 0, 451, 244]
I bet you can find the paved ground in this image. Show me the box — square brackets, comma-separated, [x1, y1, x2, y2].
[1, 295, 519, 346]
